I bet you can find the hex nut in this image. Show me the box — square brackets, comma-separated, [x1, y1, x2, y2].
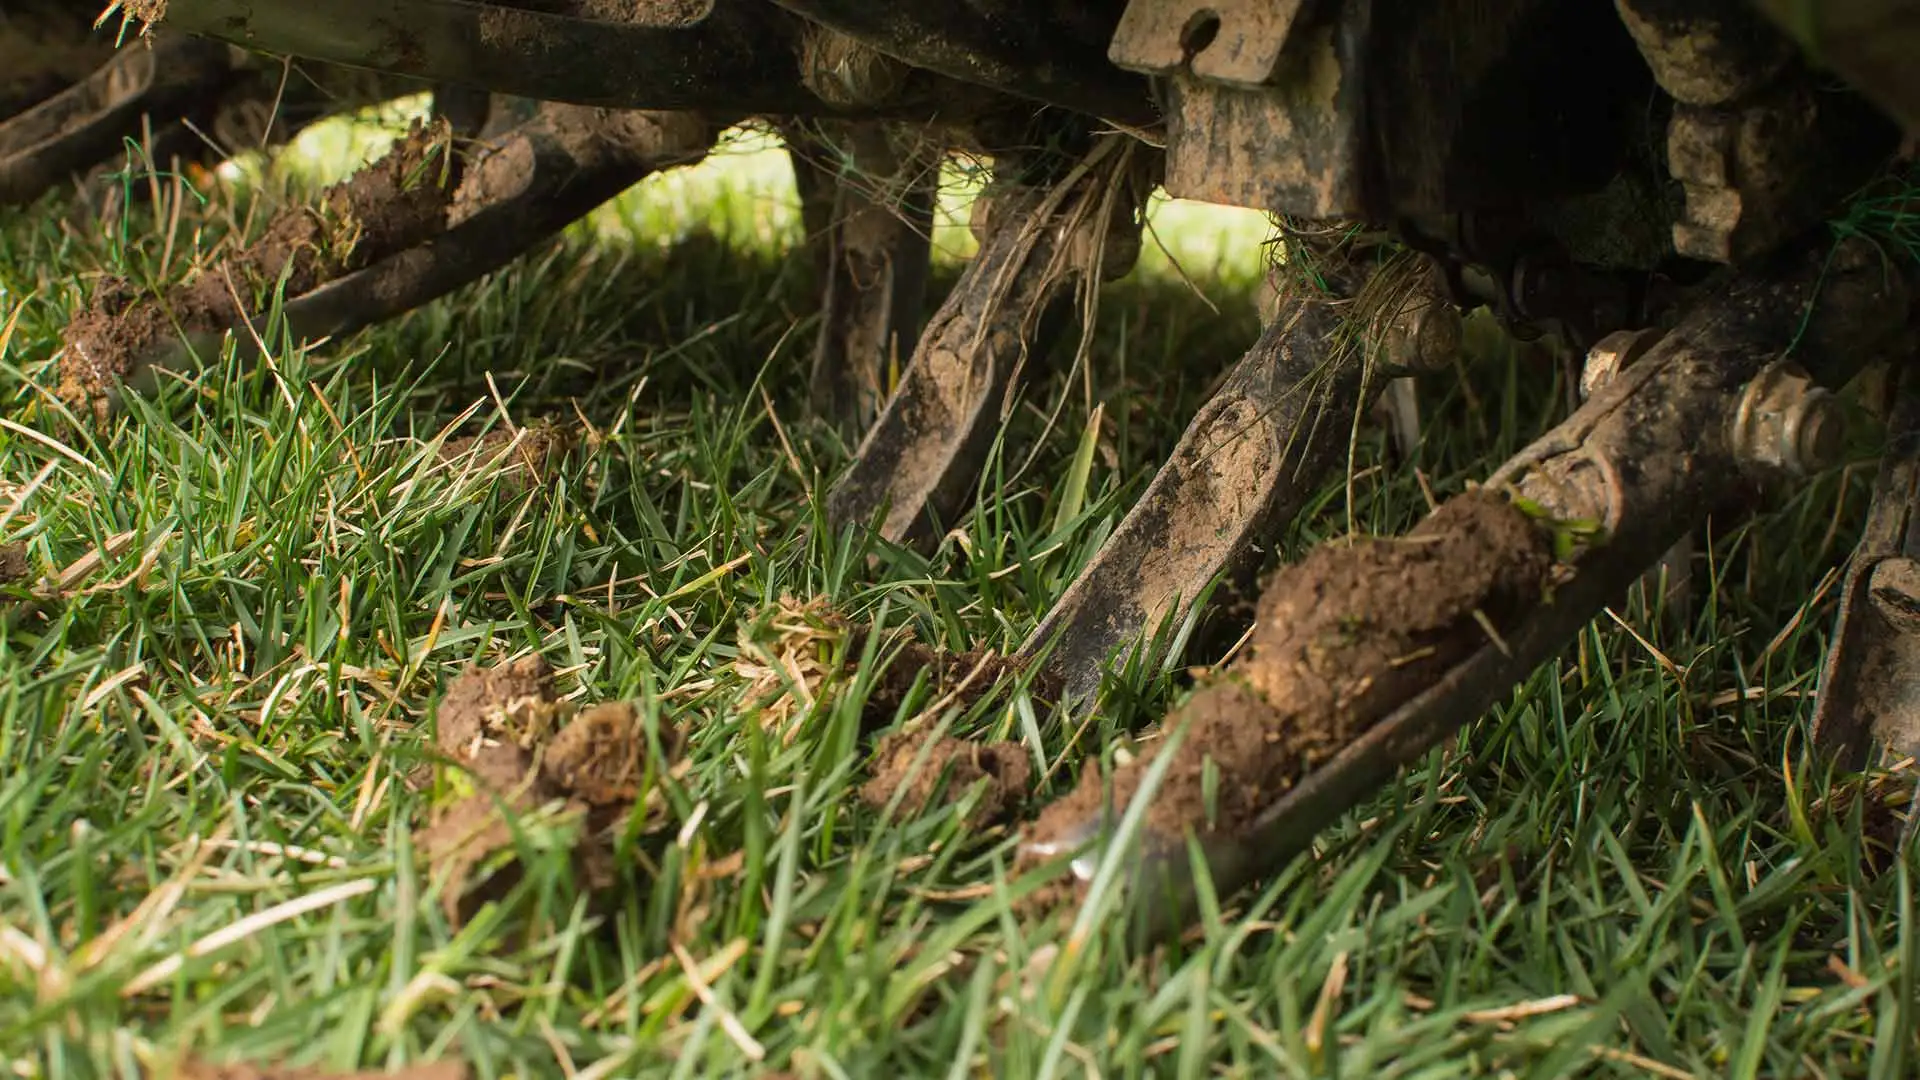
[1731, 361, 1846, 477]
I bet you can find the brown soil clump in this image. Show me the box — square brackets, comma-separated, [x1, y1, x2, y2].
[860, 730, 1033, 828]
[0, 544, 27, 586]
[1809, 764, 1916, 879]
[855, 631, 1061, 728]
[59, 119, 457, 421]
[734, 596, 851, 741]
[437, 421, 574, 493]
[732, 596, 1061, 738]
[123, 1, 171, 28]
[1026, 490, 1554, 859]
[171, 1059, 466, 1080]
[416, 656, 680, 925]
[432, 654, 558, 756]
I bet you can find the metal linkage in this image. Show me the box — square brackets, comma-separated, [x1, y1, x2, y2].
[786, 121, 937, 435]
[1018, 236, 1909, 946]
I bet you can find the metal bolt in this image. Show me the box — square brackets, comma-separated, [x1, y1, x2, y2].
[1730, 361, 1846, 477]
[1578, 327, 1666, 400]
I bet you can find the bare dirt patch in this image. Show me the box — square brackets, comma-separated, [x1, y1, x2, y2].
[1026, 490, 1555, 858]
[860, 730, 1032, 828]
[60, 119, 458, 421]
[416, 656, 681, 925]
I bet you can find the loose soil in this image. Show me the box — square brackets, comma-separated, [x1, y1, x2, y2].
[0, 544, 27, 586]
[436, 420, 574, 494]
[59, 119, 458, 421]
[123, 1, 170, 28]
[1025, 490, 1554, 859]
[416, 656, 680, 925]
[733, 596, 850, 741]
[852, 629, 1061, 729]
[732, 597, 1060, 736]
[860, 730, 1032, 829]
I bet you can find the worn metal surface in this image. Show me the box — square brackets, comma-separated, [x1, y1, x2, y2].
[787, 123, 936, 434]
[1616, 0, 1794, 106]
[1667, 79, 1896, 264]
[1579, 327, 1666, 400]
[1813, 370, 1920, 771]
[1020, 251, 1460, 704]
[1022, 237, 1910, 946]
[0, 33, 236, 205]
[1159, 2, 1370, 218]
[825, 137, 1147, 548]
[159, 0, 810, 115]
[765, 0, 1156, 127]
[1017, 288, 1375, 705]
[1728, 360, 1846, 477]
[1749, 0, 1920, 131]
[1579, 326, 1693, 620]
[1108, 0, 1310, 86]
[1155, 0, 1648, 220]
[118, 105, 713, 398]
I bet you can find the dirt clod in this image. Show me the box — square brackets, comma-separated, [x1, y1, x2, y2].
[855, 631, 1059, 728]
[60, 119, 458, 421]
[436, 421, 574, 493]
[0, 545, 28, 586]
[432, 654, 559, 758]
[733, 598, 1060, 739]
[860, 730, 1032, 828]
[734, 596, 851, 741]
[417, 657, 678, 924]
[1027, 489, 1554, 858]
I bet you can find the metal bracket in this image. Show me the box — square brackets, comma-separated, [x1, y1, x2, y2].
[1109, 0, 1310, 87]
[1813, 365, 1920, 772]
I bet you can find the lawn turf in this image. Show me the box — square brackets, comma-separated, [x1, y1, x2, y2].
[0, 102, 1915, 1079]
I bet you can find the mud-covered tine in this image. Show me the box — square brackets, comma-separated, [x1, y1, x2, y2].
[1018, 236, 1912, 947]
[0, 34, 235, 206]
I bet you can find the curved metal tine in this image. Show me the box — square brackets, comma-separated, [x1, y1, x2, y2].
[158, 0, 807, 114]
[1019, 253, 1462, 708]
[1020, 237, 1910, 947]
[785, 121, 937, 435]
[1015, 286, 1379, 708]
[0, 33, 234, 205]
[825, 135, 1145, 549]
[120, 105, 716, 397]
[1812, 361, 1920, 778]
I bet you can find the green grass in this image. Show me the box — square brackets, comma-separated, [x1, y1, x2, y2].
[0, 103, 1915, 1080]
